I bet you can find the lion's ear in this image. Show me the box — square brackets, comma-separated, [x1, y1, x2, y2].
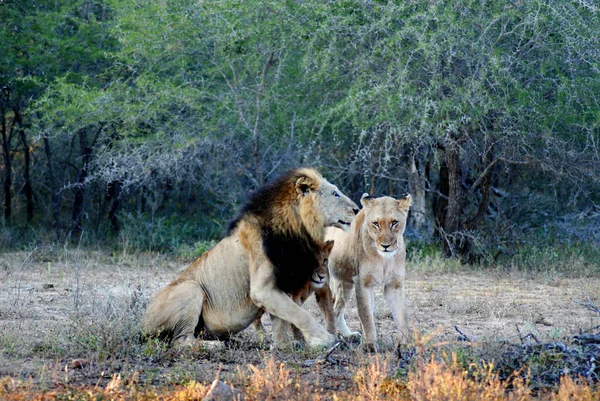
[360, 193, 374, 208]
[397, 194, 412, 211]
[295, 176, 316, 196]
[323, 240, 335, 255]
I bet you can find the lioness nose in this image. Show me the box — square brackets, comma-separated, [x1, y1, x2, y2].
[353, 208, 359, 215]
[382, 244, 391, 250]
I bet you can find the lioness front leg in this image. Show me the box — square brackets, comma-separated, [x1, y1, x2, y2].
[384, 277, 410, 346]
[250, 267, 335, 348]
[331, 278, 360, 338]
[355, 280, 377, 352]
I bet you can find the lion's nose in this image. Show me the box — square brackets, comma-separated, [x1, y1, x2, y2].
[382, 244, 391, 251]
[353, 208, 359, 215]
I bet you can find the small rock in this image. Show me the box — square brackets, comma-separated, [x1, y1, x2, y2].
[42, 284, 55, 290]
[203, 379, 244, 401]
[71, 359, 89, 369]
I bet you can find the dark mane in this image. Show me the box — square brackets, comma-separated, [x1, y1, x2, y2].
[263, 227, 320, 293]
[227, 169, 301, 234]
[227, 168, 320, 293]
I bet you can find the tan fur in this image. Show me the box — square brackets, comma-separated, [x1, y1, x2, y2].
[326, 194, 412, 350]
[252, 240, 335, 346]
[141, 168, 357, 348]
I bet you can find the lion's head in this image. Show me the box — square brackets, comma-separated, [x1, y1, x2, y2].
[293, 169, 358, 237]
[309, 240, 334, 289]
[359, 193, 412, 258]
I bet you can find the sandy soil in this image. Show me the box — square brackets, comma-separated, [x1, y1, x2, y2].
[0, 249, 599, 391]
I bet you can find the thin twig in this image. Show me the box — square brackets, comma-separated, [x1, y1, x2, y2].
[573, 295, 600, 316]
[454, 325, 472, 342]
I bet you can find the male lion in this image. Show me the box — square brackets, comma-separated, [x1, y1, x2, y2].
[252, 240, 335, 346]
[327, 193, 412, 351]
[141, 168, 358, 348]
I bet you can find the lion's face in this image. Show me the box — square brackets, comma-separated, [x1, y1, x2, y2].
[360, 194, 412, 258]
[310, 240, 334, 289]
[317, 180, 359, 231]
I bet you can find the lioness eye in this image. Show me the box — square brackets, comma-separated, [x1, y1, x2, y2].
[372, 222, 379, 229]
[391, 220, 398, 228]
[332, 191, 340, 198]
[323, 258, 328, 264]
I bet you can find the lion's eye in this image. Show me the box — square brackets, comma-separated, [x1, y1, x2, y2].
[391, 220, 399, 228]
[372, 222, 380, 229]
[332, 191, 340, 198]
[323, 258, 328, 264]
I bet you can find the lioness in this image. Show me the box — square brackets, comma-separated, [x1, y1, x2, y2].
[327, 193, 412, 351]
[253, 240, 335, 346]
[142, 168, 358, 348]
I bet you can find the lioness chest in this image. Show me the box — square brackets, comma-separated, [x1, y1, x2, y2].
[356, 254, 405, 287]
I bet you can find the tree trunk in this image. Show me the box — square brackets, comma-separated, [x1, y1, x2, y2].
[15, 108, 33, 223]
[43, 137, 62, 236]
[408, 153, 427, 232]
[106, 180, 121, 234]
[71, 130, 92, 238]
[465, 148, 494, 230]
[434, 145, 463, 257]
[443, 144, 462, 257]
[434, 150, 449, 240]
[1, 111, 12, 225]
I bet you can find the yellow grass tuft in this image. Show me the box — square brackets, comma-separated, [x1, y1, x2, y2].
[1, 353, 600, 400]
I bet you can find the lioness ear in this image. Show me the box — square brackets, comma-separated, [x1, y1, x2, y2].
[323, 240, 335, 255]
[295, 176, 316, 196]
[397, 194, 412, 211]
[360, 193, 374, 208]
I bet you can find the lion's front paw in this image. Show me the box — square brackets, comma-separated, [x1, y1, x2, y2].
[307, 332, 336, 348]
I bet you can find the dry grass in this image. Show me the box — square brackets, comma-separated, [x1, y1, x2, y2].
[1, 249, 600, 400]
[1, 354, 599, 400]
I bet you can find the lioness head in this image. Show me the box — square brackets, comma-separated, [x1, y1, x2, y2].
[310, 240, 334, 289]
[360, 193, 412, 258]
[294, 169, 358, 233]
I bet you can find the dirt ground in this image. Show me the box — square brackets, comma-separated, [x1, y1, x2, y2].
[1, 249, 599, 393]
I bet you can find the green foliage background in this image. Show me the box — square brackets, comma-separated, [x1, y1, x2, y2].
[1, 0, 599, 262]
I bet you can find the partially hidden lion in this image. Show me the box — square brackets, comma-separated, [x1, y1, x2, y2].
[141, 168, 358, 348]
[326, 193, 412, 351]
[252, 239, 335, 347]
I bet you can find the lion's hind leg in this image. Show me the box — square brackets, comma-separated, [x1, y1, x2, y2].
[142, 280, 204, 347]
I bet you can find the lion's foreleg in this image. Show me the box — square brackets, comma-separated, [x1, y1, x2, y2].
[250, 266, 335, 348]
[355, 280, 377, 351]
[384, 277, 410, 346]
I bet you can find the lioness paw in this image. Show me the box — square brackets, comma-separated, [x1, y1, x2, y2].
[359, 342, 379, 353]
[341, 330, 361, 339]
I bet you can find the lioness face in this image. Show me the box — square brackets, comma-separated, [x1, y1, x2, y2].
[318, 180, 359, 231]
[310, 240, 334, 289]
[360, 194, 412, 258]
